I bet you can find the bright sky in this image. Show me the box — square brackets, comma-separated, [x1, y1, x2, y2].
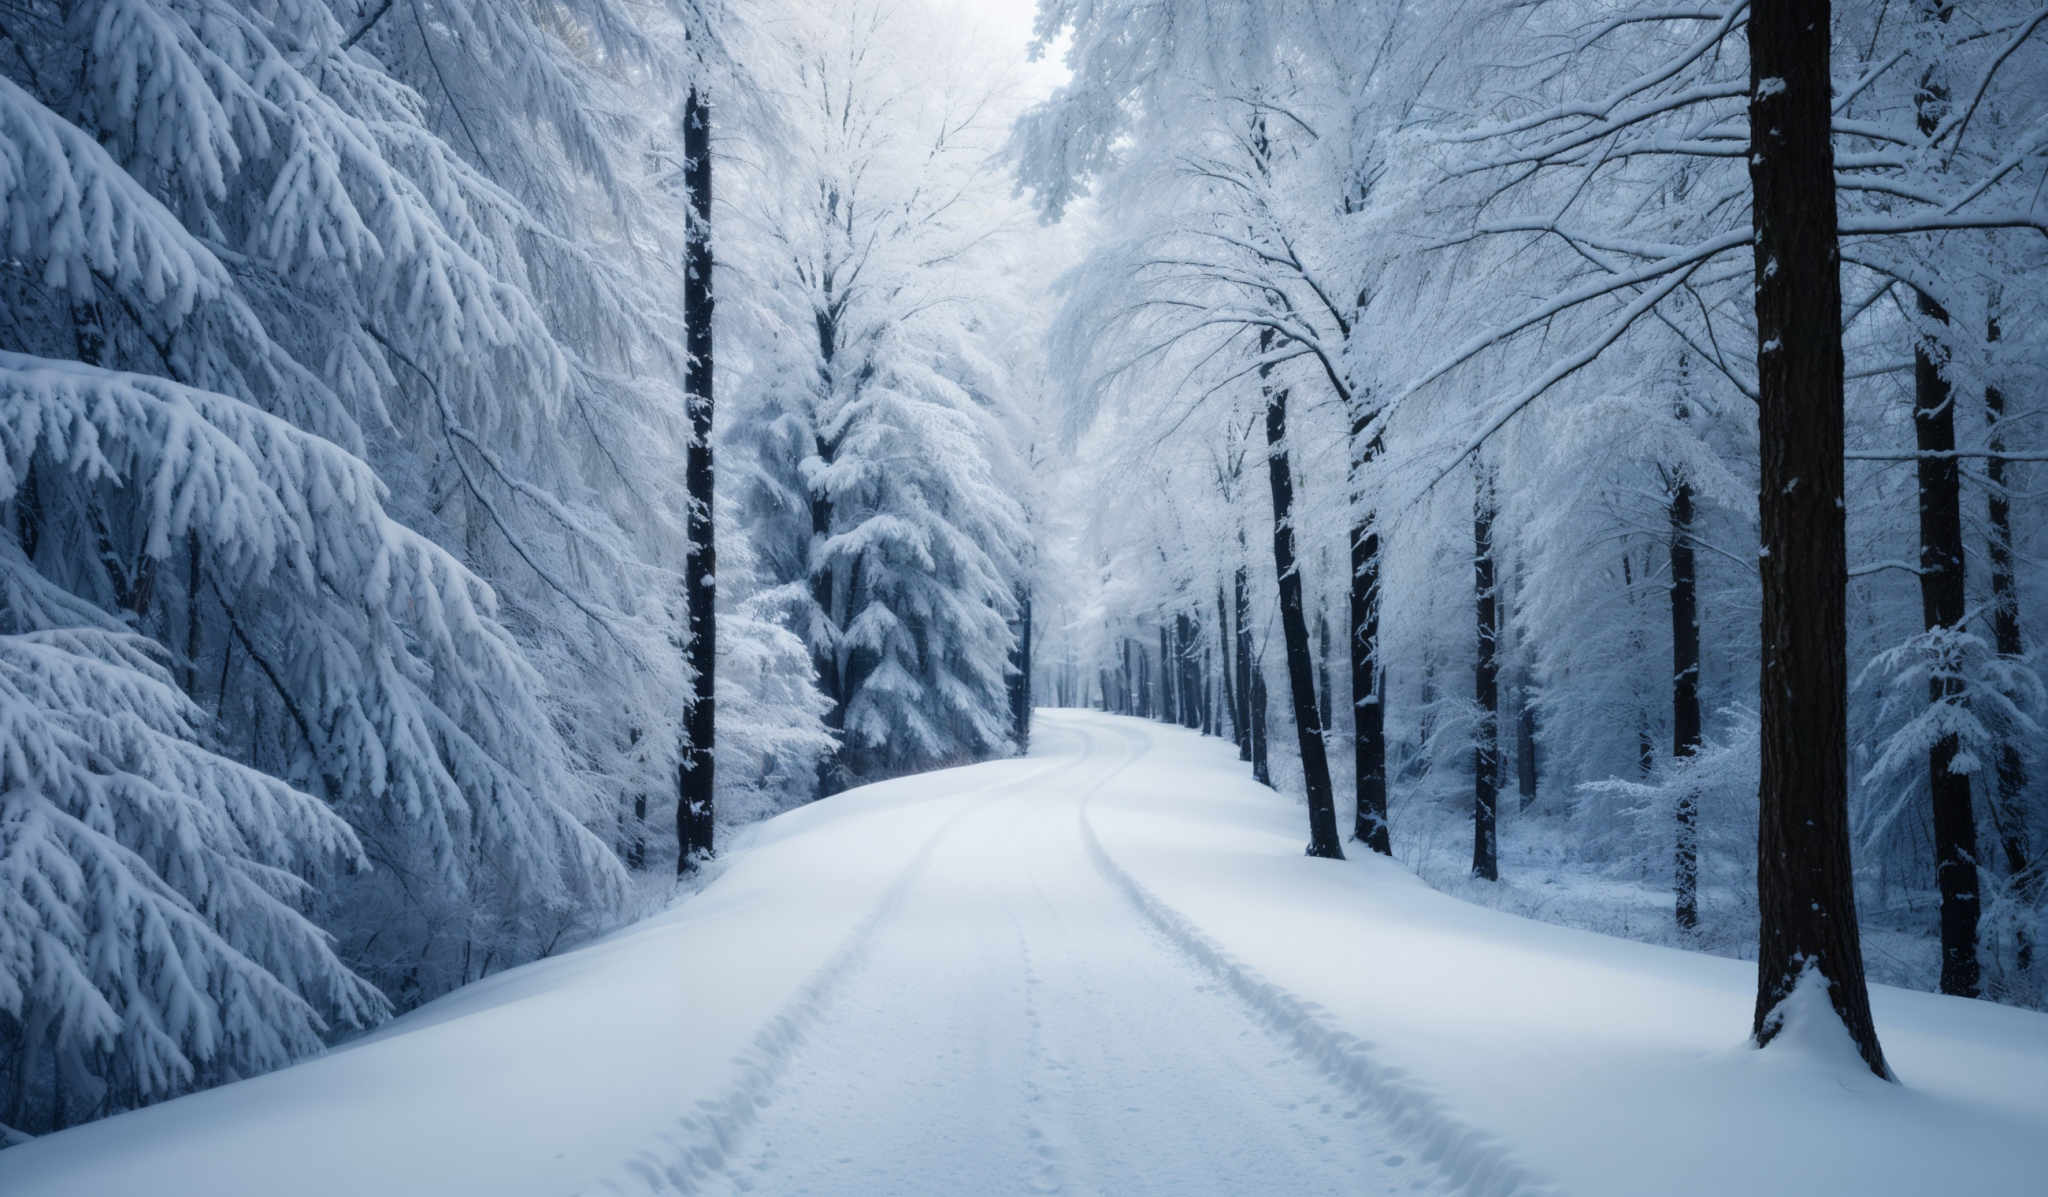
[938, 0, 1070, 101]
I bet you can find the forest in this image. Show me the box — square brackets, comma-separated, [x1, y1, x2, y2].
[1, 0, 2046, 1188]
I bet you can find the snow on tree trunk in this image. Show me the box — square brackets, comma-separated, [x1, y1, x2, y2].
[1265, 382, 1344, 860]
[1748, 0, 1890, 1078]
[1472, 468, 1501, 883]
[679, 83, 719, 873]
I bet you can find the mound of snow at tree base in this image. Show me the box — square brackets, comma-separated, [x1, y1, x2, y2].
[0, 711, 2043, 1197]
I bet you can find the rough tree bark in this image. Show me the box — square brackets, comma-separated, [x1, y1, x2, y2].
[1266, 383, 1344, 859]
[1010, 584, 1034, 751]
[1235, 563, 1257, 764]
[1472, 469, 1500, 882]
[1670, 453, 1702, 930]
[1748, 0, 1889, 1076]
[1315, 602, 1334, 739]
[1913, 288, 1980, 998]
[676, 85, 718, 872]
[1985, 303, 2039, 976]
[1349, 407, 1391, 854]
[1219, 585, 1241, 747]
[1261, 383, 1343, 852]
[1158, 625, 1176, 724]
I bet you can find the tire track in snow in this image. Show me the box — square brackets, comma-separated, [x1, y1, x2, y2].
[1075, 720, 1562, 1197]
[584, 723, 1140, 1197]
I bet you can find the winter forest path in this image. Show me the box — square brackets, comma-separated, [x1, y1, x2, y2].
[681, 712, 1455, 1197]
[8, 714, 2044, 1197]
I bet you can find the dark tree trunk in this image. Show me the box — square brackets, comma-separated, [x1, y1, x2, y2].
[1748, 0, 1888, 1076]
[1235, 564, 1256, 763]
[1266, 384, 1344, 859]
[1219, 585, 1241, 746]
[1913, 288, 1980, 998]
[1250, 661, 1272, 787]
[677, 85, 718, 871]
[1671, 461, 1702, 930]
[1178, 612, 1202, 730]
[1350, 405, 1390, 854]
[1315, 603, 1334, 738]
[1515, 677, 1539, 809]
[1137, 639, 1152, 719]
[1985, 305, 2038, 974]
[1010, 584, 1034, 751]
[1514, 561, 1540, 809]
[1472, 471, 1500, 882]
[1158, 625, 1175, 723]
[1198, 642, 1212, 734]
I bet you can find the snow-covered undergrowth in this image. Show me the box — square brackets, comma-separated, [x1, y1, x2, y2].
[1392, 792, 2018, 1008]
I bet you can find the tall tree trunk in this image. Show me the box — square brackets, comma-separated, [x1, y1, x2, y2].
[1199, 641, 1212, 734]
[1219, 585, 1241, 746]
[676, 85, 718, 871]
[1472, 470, 1501, 881]
[1011, 584, 1034, 751]
[1157, 625, 1174, 723]
[1138, 639, 1152, 719]
[1985, 303, 2038, 975]
[1350, 407, 1391, 854]
[1671, 461, 1702, 930]
[1315, 601, 1335, 738]
[1514, 561, 1540, 810]
[1749, 0, 1888, 1076]
[1235, 563, 1256, 763]
[1267, 383, 1344, 859]
[1178, 612, 1202, 730]
[1515, 677, 1539, 809]
[1913, 288, 1980, 997]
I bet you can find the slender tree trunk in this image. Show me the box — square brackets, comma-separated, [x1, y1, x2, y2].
[1472, 470, 1501, 881]
[1138, 639, 1152, 719]
[1315, 601, 1334, 738]
[1011, 584, 1034, 751]
[676, 85, 718, 871]
[1984, 304, 2038, 975]
[1157, 625, 1174, 723]
[1913, 287, 1980, 997]
[1749, 0, 1888, 1076]
[1235, 563, 1256, 763]
[1514, 561, 1540, 809]
[1219, 585, 1241, 746]
[1671, 460, 1702, 930]
[1350, 405, 1391, 853]
[1178, 612, 1202, 730]
[1201, 644, 1216, 735]
[1621, 553, 1657, 777]
[1267, 383, 1344, 859]
[1516, 677, 1539, 809]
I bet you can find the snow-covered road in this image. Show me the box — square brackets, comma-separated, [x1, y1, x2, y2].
[5, 710, 2046, 1197]
[692, 714, 1444, 1196]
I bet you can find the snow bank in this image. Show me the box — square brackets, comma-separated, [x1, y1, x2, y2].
[0, 754, 1059, 1197]
[1078, 714, 2048, 1197]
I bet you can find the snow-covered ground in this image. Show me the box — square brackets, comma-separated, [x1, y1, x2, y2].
[4, 710, 2045, 1196]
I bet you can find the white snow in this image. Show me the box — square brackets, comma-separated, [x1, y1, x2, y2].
[4, 710, 2045, 1196]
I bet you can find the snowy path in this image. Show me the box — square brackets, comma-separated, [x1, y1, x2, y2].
[6, 710, 2047, 1197]
[690, 715, 1443, 1197]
